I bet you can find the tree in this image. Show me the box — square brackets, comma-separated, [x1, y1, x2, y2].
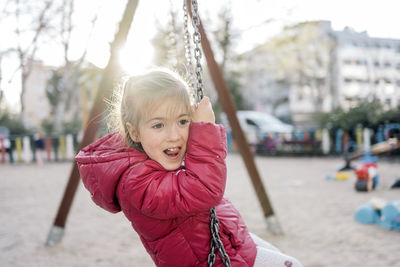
[240, 21, 335, 123]
[150, 3, 244, 117]
[270, 21, 335, 114]
[0, 109, 29, 134]
[44, 61, 102, 134]
[2, 0, 59, 122]
[208, 5, 245, 118]
[1, 0, 99, 133]
[151, 6, 186, 75]
[51, 0, 99, 134]
[315, 98, 400, 132]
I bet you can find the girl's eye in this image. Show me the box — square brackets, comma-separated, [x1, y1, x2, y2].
[179, 119, 189, 126]
[152, 123, 164, 129]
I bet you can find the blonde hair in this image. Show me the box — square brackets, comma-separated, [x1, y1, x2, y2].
[108, 68, 192, 150]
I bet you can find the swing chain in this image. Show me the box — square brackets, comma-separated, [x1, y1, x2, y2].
[189, 0, 204, 103]
[184, 1, 231, 266]
[183, 1, 196, 100]
[208, 207, 231, 267]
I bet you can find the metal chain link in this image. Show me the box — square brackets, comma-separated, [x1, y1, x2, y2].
[189, 0, 204, 103]
[182, 1, 196, 102]
[183, 1, 231, 266]
[209, 208, 231, 267]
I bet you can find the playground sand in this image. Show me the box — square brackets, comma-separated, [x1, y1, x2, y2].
[1, 155, 400, 267]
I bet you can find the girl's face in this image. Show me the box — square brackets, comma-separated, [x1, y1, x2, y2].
[130, 100, 191, 171]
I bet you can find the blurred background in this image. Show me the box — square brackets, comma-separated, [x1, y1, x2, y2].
[0, 0, 400, 162]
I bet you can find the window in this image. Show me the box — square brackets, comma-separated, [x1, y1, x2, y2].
[384, 78, 392, 84]
[357, 79, 369, 84]
[356, 60, 367, 66]
[384, 62, 391, 68]
[374, 61, 380, 67]
[246, 119, 259, 128]
[344, 78, 353, 83]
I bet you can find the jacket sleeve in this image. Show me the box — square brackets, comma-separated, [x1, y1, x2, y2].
[119, 122, 227, 219]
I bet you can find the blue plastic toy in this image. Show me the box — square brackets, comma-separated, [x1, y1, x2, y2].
[379, 201, 400, 231]
[355, 200, 400, 231]
[354, 204, 381, 224]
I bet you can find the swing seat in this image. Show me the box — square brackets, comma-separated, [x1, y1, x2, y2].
[354, 204, 381, 224]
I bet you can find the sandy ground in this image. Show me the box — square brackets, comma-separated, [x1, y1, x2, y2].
[1, 154, 400, 267]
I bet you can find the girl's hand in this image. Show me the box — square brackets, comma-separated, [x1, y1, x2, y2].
[192, 96, 215, 123]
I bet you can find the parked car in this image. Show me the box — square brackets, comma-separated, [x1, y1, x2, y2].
[220, 110, 294, 146]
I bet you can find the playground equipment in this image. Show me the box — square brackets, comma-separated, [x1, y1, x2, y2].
[354, 155, 378, 192]
[341, 138, 398, 192]
[326, 171, 351, 181]
[391, 178, 400, 189]
[340, 137, 400, 171]
[335, 124, 399, 191]
[340, 123, 400, 171]
[355, 198, 400, 231]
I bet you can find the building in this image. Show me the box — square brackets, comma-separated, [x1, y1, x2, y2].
[240, 21, 400, 128]
[23, 60, 54, 129]
[334, 27, 400, 110]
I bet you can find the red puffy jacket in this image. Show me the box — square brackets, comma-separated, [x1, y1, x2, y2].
[76, 122, 256, 266]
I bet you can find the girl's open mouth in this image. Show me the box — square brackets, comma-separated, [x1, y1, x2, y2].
[164, 147, 180, 157]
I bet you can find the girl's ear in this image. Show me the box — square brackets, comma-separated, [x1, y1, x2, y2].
[126, 122, 140, 142]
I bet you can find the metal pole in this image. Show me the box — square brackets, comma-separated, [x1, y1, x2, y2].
[45, 0, 140, 246]
[186, 0, 282, 234]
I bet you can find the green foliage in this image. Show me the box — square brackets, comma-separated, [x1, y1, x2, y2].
[41, 117, 81, 135]
[46, 69, 63, 113]
[212, 70, 245, 123]
[62, 118, 81, 134]
[40, 118, 54, 135]
[42, 62, 101, 135]
[0, 110, 30, 135]
[226, 71, 244, 109]
[378, 107, 400, 124]
[316, 99, 400, 131]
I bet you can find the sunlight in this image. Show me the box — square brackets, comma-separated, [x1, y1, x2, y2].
[118, 42, 154, 76]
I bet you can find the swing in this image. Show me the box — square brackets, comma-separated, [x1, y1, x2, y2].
[47, 0, 279, 257]
[183, 1, 230, 266]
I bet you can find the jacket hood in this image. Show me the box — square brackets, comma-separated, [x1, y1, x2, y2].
[75, 132, 147, 213]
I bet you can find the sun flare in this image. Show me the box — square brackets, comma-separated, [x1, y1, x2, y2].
[118, 43, 154, 76]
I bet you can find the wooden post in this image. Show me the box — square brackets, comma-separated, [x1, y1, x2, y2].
[46, 0, 140, 245]
[187, 0, 281, 234]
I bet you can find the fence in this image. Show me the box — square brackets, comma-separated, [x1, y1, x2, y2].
[229, 123, 400, 157]
[1, 124, 399, 164]
[0, 134, 79, 164]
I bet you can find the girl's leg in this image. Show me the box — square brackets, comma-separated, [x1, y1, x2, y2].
[36, 149, 44, 166]
[250, 232, 280, 252]
[253, 246, 303, 267]
[250, 233, 303, 267]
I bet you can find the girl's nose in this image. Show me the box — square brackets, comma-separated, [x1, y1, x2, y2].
[167, 125, 180, 141]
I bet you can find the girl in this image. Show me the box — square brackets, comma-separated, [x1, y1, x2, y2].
[75, 68, 302, 267]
